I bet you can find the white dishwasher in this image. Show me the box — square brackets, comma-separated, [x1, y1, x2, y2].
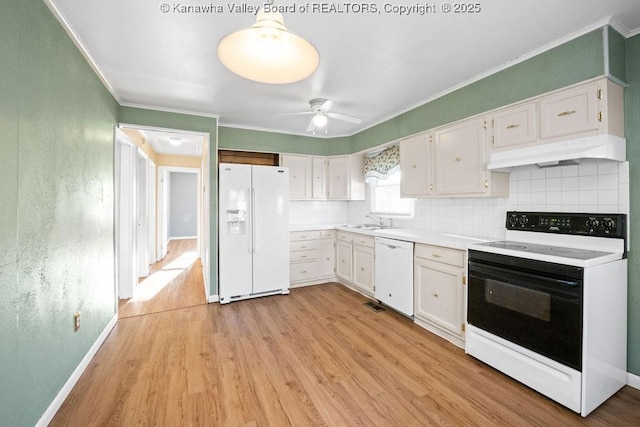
[374, 237, 414, 316]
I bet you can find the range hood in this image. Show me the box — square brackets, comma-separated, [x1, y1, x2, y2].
[488, 135, 626, 170]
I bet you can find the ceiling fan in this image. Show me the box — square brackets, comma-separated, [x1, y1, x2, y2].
[280, 98, 363, 133]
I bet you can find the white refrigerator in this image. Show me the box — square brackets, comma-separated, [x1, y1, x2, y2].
[219, 163, 290, 303]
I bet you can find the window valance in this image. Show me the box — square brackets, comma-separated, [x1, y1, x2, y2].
[364, 144, 399, 182]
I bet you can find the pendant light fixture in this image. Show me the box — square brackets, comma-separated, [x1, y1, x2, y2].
[217, 1, 319, 84]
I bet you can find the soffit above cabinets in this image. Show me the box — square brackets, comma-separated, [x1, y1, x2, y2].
[49, 0, 640, 138]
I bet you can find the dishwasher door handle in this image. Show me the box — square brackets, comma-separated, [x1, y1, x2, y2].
[381, 243, 398, 250]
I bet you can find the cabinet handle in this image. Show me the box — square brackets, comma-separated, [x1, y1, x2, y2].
[506, 124, 520, 129]
[301, 245, 306, 249]
[557, 110, 576, 117]
[432, 254, 442, 258]
[455, 157, 461, 162]
[301, 256, 306, 258]
[360, 267, 364, 271]
[300, 270, 307, 274]
[342, 260, 345, 263]
[326, 257, 330, 260]
[412, 164, 417, 168]
[433, 292, 439, 297]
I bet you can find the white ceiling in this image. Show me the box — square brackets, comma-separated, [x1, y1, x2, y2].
[49, 0, 640, 140]
[135, 128, 204, 157]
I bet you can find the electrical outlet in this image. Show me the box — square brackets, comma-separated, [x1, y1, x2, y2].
[74, 312, 80, 331]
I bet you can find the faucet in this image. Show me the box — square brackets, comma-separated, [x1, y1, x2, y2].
[366, 214, 384, 226]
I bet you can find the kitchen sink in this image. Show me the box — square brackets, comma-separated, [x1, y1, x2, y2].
[341, 224, 397, 231]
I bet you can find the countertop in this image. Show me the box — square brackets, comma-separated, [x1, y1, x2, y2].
[291, 224, 493, 250]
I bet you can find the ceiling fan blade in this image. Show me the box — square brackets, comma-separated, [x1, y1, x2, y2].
[320, 99, 333, 111]
[305, 118, 316, 132]
[327, 112, 363, 124]
[277, 111, 313, 117]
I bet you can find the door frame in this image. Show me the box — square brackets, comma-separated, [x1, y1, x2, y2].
[136, 148, 151, 278]
[158, 166, 201, 253]
[118, 123, 211, 301]
[114, 130, 137, 300]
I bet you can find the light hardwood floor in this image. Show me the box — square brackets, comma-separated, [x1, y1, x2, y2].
[118, 239, 206, 319]
[53, 283, 640, 426]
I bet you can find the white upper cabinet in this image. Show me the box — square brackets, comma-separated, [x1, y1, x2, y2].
[280, 154, 311, 200]
[539, 82, 600, 140]
[326, 155, 365, 200]
[434, 117, 491, 195]
[491, 102, 537, 148]
[490, 77, 624, 154]
[399, 132, 432, 197]
[311, 156, 326, 199]
[327, 156, 349, 199]
[280, 153, 364, 201]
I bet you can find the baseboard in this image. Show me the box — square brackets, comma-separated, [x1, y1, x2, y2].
[628, 372, 640, 390]
[36, 313, 118, 426]
[208, 294, 219, 303]
[169, 236, 197, 241]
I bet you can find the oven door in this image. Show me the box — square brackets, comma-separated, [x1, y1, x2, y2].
[468, 251, 583, 371]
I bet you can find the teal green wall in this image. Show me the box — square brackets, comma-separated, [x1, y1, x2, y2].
[119, 107, 219, 295]
[349, 29, 605, 152]
[625, 34, 640, 376]
[0, 0, 118, 425]
[218, 126, 351, 156]
[609, 26, 627, 83]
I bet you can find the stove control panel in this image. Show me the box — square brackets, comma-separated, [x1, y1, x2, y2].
[506, 211, 626, 238]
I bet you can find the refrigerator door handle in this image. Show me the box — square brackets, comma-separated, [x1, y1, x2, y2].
[248, 187, 254, 253]
[251, 187, 256, 253]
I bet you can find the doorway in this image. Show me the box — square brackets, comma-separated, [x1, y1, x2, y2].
[114, 125, 210, 312]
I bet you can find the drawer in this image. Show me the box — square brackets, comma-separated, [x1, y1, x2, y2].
[290, 261, 319, 282]
[290, 231, 321, 242]
[290, 241, 319, 252]
[290, 249, 319, 263]
[337, 231, 354, 243]
[353, 235, 375, 248]
[415, 244, 464, 267]
[321, 230, 336, 239]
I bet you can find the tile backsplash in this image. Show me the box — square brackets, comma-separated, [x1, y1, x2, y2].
[290, 159, 630, 240]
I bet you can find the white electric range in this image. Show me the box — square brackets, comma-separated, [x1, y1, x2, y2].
[466, 211, 627, 417]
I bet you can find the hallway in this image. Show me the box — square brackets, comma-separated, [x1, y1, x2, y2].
[118, 239, 206, 318]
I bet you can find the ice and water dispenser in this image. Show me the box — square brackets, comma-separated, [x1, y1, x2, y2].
[226, 209, 246, 235]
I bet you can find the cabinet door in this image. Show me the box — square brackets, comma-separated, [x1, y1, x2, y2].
[400, 132, 432, 196]
[353, 245, 375, 295]
[327, 156, 350, 199]
[414, 259, 464, 335]
[336, 241, 353, 282]
[320, 240, 335, 277]
[281, 154, 311, 200]
[539, 82, 599, 140]
[492, 102, 537, 148]
[434, 117, 487, 195]
[311, 157, 327, 199]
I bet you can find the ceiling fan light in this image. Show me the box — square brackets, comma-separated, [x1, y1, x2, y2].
[312, 112, 328, 128]
[217, 8, 319, 84]
[169, 137, 182, 146]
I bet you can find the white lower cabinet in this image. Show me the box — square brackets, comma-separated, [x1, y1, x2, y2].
[336, 238, 353, 283]
[336, 231, 375, 297]
[289, 230, 335, 286]
[352, 239, 375, 295]
[414, 244, 466, 348]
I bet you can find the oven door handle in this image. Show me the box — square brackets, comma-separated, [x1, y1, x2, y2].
[468, 260, 581, 288]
